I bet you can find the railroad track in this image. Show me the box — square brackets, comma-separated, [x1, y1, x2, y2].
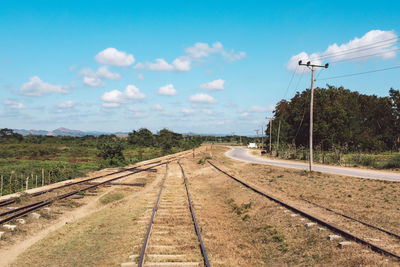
[208, 160, 400, 262]
[0, 150, 195, 209]
[122, 161, 210, 267]
[0, 160, 171, 225]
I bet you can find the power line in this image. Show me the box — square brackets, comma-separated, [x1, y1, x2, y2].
[282, 65, 297, 99]
[308, 37, 398, 61]
[310, 41, 399, 61]
[329, 47, 400, 64]
[316, 65, 400, 81]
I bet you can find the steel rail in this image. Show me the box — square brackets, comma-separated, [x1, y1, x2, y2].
[138, 164, 169, 267]
[0, 162, 168, 225]
[0, 160, 162, 208]
[0, 160, 167, 218]
[178, 160, 211, 267]
[301, 198, 400, 240]
[208, 161, 400, 261]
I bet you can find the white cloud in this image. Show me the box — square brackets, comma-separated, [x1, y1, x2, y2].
[3, 99, 26, 109]
[182, 108, 195, 114]
[185, 41, 245, 62]
[202, 109, 213, 115]
[95, 48, 135, 67]
[96, 66, 121, 80]
[158, 84, 177, 96]
[20, 76, 68, 96]
[135, 57, 191, 72]
[152, 104, 163, 111]
[83, 76, 106, 87]
[102, 84, 146, 105]
[172, 56, 191, 72]
[240, 112, 249, 118]
[185, 42, 223, 58]
[189, 93, 217, 104]
[57, 100, 76, 108]
[102, 102, 120, 108]
[134, 58, 174, 71]
[200, 79, 225, 91]
[248, 105, 274, 113]
[287, 30, 398, 73]
[80, 66, 120, 87]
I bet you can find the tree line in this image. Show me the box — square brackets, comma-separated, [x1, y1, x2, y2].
[267, 86, 400, 152]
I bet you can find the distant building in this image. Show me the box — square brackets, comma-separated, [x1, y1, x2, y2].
[248, 143, 257, 148]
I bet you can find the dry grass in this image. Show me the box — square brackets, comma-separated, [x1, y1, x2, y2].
[180, 145, 398, 265]
[6, 146, 400, 266]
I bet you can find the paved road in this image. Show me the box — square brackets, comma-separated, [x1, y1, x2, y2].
[225, 146, 400, 182]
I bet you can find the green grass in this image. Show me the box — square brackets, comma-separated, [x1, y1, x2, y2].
[0, 143, 172, 196]
[99, 192, 125, 205]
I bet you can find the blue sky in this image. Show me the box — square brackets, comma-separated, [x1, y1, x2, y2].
[1, 0, 399, 135]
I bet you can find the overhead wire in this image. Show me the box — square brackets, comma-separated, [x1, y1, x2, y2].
[316, 65, 400, 81]
[309, 38, 398, 61]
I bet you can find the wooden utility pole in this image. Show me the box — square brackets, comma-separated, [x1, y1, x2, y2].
[266, 117, 273, 155]
[298, 60, 328, 171]
[276, 119, 281, 156]
[254, 129, 259, 146]
[261, 126, 264, 150]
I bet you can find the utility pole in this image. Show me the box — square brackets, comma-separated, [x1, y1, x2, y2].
[266, 117, 273, 155]
[276, 119, 281, 157]
[254, 129, 259, 146]
[298, 60, 328, 171]
[261, 126, 264, 150]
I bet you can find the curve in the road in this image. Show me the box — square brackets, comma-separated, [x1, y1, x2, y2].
[225, 146, 400, 182]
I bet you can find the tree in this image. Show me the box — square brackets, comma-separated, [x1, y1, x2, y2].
[97, 137, 126, 166]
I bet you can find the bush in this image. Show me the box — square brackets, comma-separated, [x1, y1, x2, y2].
[97, 138, 126, 167]
[383, 154, 400, 169]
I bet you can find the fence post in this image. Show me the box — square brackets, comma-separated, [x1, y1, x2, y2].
[25, 177, 29, 191]
[42, 169, 44, 186]
[35, 175, 38, 188]
[1, 175, 3, 196]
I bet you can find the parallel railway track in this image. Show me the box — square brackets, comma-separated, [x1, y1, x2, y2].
[0, 161, 169, 225]
[208, 160, 400, 261]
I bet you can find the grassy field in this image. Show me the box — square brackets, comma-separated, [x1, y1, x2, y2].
[0, 142, 177, 196]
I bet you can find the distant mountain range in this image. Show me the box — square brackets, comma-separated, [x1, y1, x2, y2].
[13, 127, 129, 137]
[12, 128, 254, 137]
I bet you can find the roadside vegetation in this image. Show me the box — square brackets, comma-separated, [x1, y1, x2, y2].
[261, 86, 400, 169]
[0, 128, 202, 196]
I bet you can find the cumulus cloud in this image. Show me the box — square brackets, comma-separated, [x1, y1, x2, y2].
[96, 66, 121, 80]
[247, 105, 274, 113]
[80, 66, 120, 87]
[189, 93, 217, 104]
[134, 57, 191, 72]
[95, 48, 135, 67]
[239, 112, 249, 118]
[57, 100, 76, 108]
[182, 108, 195, 114]
[3, 99, 26, 109]
[102, 103, 120, 108]
[101, 84, 146, 106]
[158, 84, 177, 96]
[172, 56, 191, 72]
[287, 30, 398, 73]
[200, 79, 225, 91]
[152, 104, 163, 111]
[202, 109, 213, 115]
[83, 76, 106, 87]
[20, 76, 68, 96]
[185, 41, 246, 62]
[134, 41, 244, 72]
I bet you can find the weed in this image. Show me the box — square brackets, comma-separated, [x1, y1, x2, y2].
[99, 192, 124, 205]
[197, 158, 205, 164]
